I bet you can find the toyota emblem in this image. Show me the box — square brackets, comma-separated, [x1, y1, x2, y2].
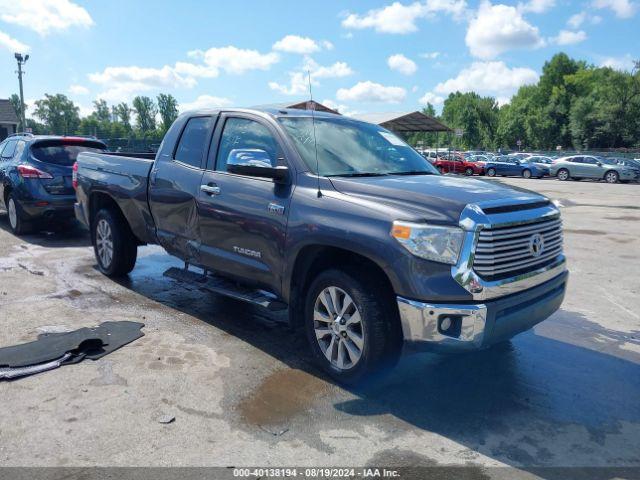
[528, 233, 545, 257]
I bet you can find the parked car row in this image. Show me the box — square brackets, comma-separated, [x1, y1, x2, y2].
[420, 149, 640, 184]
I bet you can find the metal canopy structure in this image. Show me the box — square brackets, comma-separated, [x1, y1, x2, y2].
[252, 100, 340, 115]
[352, 111, 451, 133]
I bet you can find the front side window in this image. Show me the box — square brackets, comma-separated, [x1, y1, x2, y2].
[174, 116, 214, 168]
[216, 117, 279, 172]
[279, 117, 437, 177]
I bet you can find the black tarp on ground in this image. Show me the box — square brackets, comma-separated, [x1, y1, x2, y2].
[0, 321, 144, 380]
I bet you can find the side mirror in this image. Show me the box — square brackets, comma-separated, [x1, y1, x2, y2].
[226, 148, 289, 183]
[597, 161, 603, 167]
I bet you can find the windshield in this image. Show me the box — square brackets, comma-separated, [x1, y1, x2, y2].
[278, 117, 438, 177]
[32, 142, 106, 166]
[598, 157, 619, 166]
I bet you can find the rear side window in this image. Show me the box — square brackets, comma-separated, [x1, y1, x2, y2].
[174, 116, 213, 168]
[1, 140, 17, 159]
[31, 142, 106, 166]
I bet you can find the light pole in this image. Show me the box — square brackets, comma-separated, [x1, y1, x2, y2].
[14, 53, 29, 132]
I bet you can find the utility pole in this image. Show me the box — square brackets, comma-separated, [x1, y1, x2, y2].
[14, 53, 29, 132]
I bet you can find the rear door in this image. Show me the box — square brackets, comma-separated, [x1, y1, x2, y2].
[196, 112, 294, 294]
[148, 115, 215, 261]
[581, 156, 602, 178]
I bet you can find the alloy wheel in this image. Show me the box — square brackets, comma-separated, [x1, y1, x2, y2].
[96, 219, 114, 268]
[313, 286, 364, 370]
[605, 172, 618, 183]
[7, 198, 17, 230]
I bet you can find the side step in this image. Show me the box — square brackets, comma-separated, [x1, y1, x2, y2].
[163, 267, 288, 312]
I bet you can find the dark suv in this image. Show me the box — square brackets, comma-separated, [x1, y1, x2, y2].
[0, 133, 106, 234]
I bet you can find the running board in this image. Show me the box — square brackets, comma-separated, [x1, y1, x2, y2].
[163, 267, 288, 312]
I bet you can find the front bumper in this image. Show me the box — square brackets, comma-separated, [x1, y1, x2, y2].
[397, 270, 568, 352]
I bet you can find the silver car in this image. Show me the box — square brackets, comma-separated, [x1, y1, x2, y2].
[549, 155, 640, 183]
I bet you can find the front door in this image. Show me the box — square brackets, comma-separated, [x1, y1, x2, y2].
[197, 113, 294, 295]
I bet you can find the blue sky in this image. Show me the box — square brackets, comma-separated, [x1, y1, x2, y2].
[0, 0, 637, 117]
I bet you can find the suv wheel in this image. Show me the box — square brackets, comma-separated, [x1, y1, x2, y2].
[6, 193, 33, 235]
[604, 171, 619, 184]
[557, 168, 570, 181]
[464, 167, 474, 176]
[93, 208, 138, 276]
[486, 167, 496, 177]
[305, 268, 402, 384]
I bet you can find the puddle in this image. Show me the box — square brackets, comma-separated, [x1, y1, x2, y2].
[606, 215, 640, 222]
[238, 368, 331, 427]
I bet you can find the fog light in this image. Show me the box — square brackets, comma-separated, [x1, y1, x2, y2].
[440, 316, 452, 331]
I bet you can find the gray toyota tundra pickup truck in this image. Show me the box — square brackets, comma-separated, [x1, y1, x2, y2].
[74, 108, 568, 383]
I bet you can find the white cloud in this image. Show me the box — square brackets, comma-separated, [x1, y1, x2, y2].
[336, 81, 406, 103]
[199, 46, 279, 74]
[0, 30, 29, 52]
[322, 40, 335, 50]
[518, 0, 555, 13]
[341, 0, 468, 34]
[466, 2, 545, 59]
[69, 84, 89, 95]
[179, 95, 233, 112]
[592, 0, 637, 18]
[420, 51, 441, 59]
[601, 54, 636, 71]
[273, 35, 320, 54]
[387, 54, 417, 75]
[0, 0, 93, 35]
[419, 92, 445, 105]
[552, 29, 587, 45]
[321, 99, 359, 116]
[269, 59, 353, 96]
[434, 61, 539, 103]
[567, 11, 602, 27]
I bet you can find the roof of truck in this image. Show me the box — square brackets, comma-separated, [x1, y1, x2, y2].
[180, 107, 346, 120]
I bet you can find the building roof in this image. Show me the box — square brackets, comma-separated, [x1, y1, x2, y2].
[351, 111, 451, 133]
[251, 100, 340, 115]
[0, 99, 19, 124]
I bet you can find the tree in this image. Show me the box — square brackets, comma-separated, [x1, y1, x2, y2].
[157, 93, 179, 133]
[112, 103, 132, 131]
[93, 99, 111, 123]
[9, 94, 25, 131]
[33, 94, 80, 135]
[132, 96, 157, 133]
[441, 92, 499, 149]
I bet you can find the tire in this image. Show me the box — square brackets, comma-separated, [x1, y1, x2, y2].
[92, 208, 137, 277]
[557, 168, 570, 181]
[437, 167, 445, 174]
[486, 167, 496, 177]
[604, 170, 619, 184]
[304, 268, 402, 384]
[464, 167, 474, 176]
[522, 169, 532, 179]
[6, 192, 34, 235]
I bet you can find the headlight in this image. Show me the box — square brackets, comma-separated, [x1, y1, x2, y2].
[391, 221, 464, 265]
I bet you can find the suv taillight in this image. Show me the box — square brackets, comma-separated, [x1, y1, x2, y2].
[72, 162, 78, 189]
[17, 165, 53, 179]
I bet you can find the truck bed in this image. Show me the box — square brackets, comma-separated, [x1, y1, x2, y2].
[75, 151, 157, 244]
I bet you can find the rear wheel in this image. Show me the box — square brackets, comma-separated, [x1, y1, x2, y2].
[557, 168, 570, 181]
[305, 268, 402, 384]
[6, 193, 33, 235]
[464, 167, 474, 176]
[522, 169, 532, 179]
[604, 171, 619, 184]
[437, 167, 445, 174]
[486, 167, 496, 177]
[93, 208, 137, 276]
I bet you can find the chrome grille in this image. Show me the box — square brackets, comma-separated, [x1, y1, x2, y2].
[473, 217, 563, 279]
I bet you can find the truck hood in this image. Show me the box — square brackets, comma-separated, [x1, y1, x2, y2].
[329, 174, 546, 224]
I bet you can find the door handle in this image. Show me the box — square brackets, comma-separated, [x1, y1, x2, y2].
[200, 184, 221, 196]
[150, 169, 158, 185]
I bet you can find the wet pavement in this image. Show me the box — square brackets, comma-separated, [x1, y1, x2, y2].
[0, 178, 639, 474]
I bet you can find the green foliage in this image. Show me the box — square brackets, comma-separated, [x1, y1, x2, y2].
[132, 96, 157, 133]
[441, 92, 499, 150]
[33, 94, 80, 135]
[9, 94, 25, 130]
[157, 93, 179, 134]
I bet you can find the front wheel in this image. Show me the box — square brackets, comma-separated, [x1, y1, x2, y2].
[557, 169, 570, 181]
[93, 208, 138, 276]
[604, 171, 619, 184]
[486, 167, 496, 177]
[464, 167, 474, 176]
[522, 169, 532, 179]
[305, 268, 402, 384]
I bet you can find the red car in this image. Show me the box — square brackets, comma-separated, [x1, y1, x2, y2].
[434, 152, 485, 176]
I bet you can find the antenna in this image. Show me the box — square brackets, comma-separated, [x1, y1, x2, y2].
[308, 70, 322, 198]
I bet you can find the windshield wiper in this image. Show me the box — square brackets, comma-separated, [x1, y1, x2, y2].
[328, 172, 390, 177]
[390, 170, 435, 176]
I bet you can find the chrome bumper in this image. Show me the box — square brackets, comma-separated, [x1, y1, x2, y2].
[397, 298, 487, 351]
